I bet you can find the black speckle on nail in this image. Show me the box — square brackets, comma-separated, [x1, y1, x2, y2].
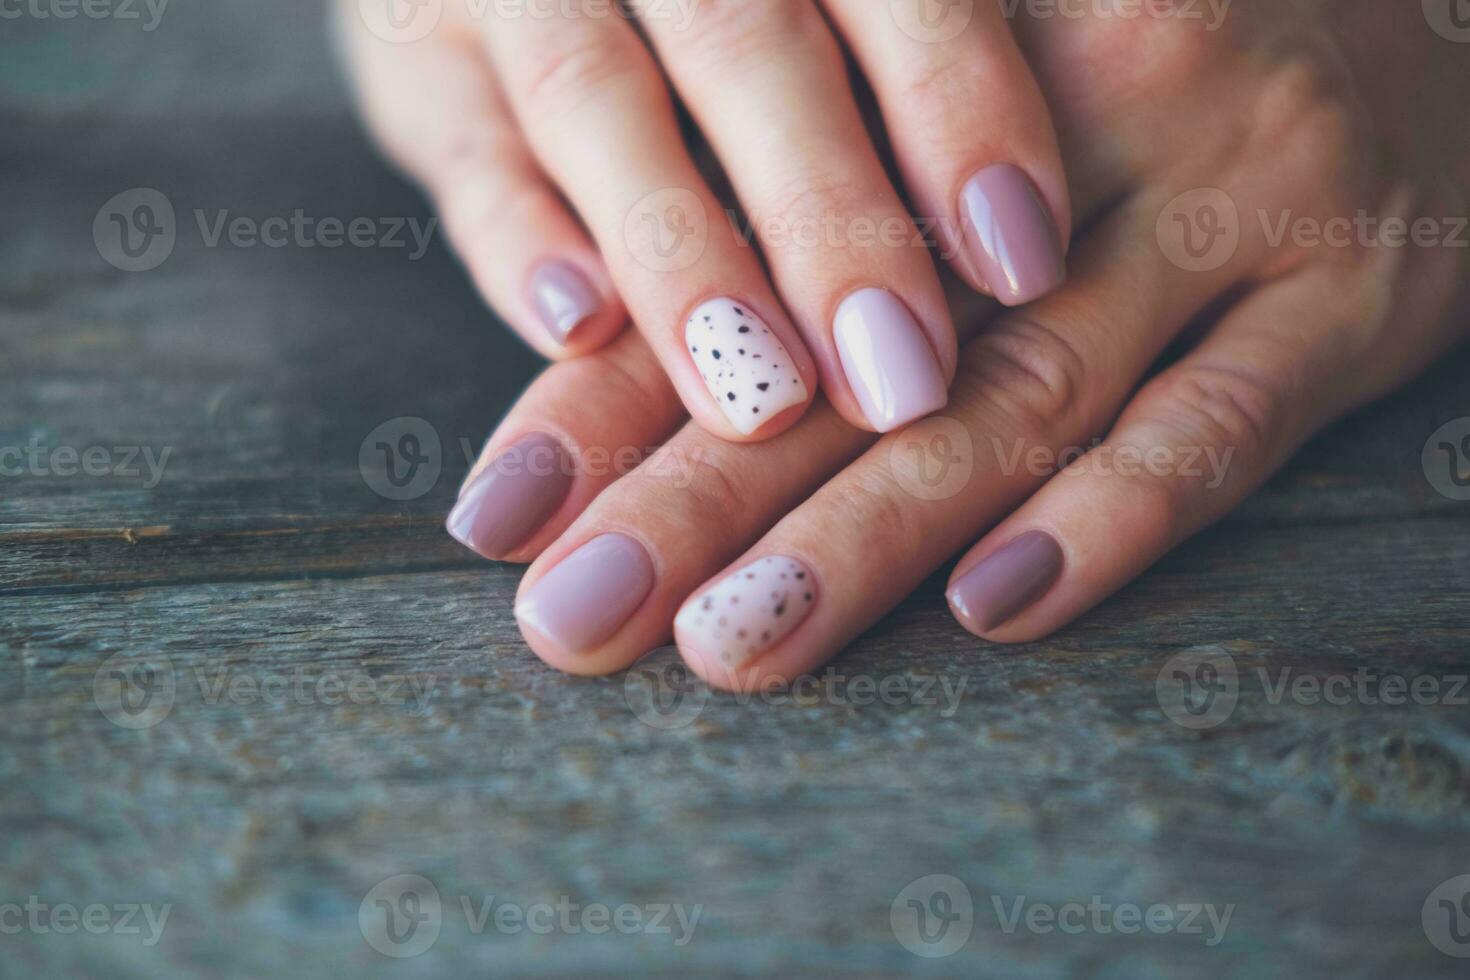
[738, 325, 750, 333]
[756, 383, 769, 392]
[712, 350, 721, 359]
[726, 392, 736, 401]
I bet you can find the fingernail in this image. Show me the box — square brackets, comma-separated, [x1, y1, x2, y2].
[515, 533, 654, 652]
[833, 287, 948, 432]
[530, 260, 601, 343]
[686, 298, 809, 435]
[947, 530, 1063, 633]
[446, 432, 574, 559]
[959, 164, 1065, 306]
[675, 556, 816, 669]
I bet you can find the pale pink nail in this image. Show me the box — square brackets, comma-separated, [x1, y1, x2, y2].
[515, 533, 654, 652]
[833, 288, 948, 432]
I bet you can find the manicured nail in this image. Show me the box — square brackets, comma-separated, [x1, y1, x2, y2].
[947, 531, 1063, 634]
[446, 432, 573, 559]
[530, 260, 601, 343]
[515, 533, 654, 652]
[675, 556, 816, 668]
[833, 288, 948, 432]
[959, 164, 1065, 306]
[685, 298, 809, 435]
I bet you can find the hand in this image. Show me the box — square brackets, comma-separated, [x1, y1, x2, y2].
[448, 1, 1467, 685]
[336, 0, 1071, 440]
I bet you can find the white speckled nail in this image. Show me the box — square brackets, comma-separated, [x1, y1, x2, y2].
[685, 299, 809, 435]
[675, 556, 816, 668]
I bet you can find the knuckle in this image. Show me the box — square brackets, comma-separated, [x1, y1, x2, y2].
[676, 0, 828, 73]
[961, 316, 1089, 442]
[756, 168, 875, 243]
[827, 472, 924, 552]
[667, 448, 753, 529]
[1148, 364, 1285, 462]
[520, 32, 641, 113]
[1250, 53, 1359, 178]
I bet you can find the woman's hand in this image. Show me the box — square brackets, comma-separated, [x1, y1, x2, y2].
[337, 0, 1070, 440]
[447, 1, 1467, 685]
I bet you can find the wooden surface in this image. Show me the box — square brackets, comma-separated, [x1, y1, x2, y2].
[3, 3, 1469, 978]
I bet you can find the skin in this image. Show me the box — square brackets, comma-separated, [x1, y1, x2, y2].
[344, 0, 1468, 689]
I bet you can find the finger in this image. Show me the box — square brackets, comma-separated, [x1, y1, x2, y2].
[513, 401, 873, 675]
[633, 0, 957, 433]
[477, 3, 819, 441]
[446, 329, 685, 563]
[335, 6, 625, 357]
[823, 0, 1070, 305]
[949, 183, 1470, 641]
[669, 175, 1286, 690]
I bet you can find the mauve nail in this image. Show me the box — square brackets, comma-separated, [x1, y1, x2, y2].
[515, 533, 654, 652]
[947, 531, 1064, 633]
[530, 260, 600, 344]
[446, 432, 573, 559]
[833, 288, 948, 432]
[959, 164, 1065, 306]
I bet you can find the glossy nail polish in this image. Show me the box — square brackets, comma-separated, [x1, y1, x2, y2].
[685, 298, 809, 435]
[958, 164, 1065, 306]
[947, 531, 1064, 633]
[515, 533, 654, 652]
[675, 556, 816, 668]
[833, 288, 948, 432]
[447, 432, 573, 559]
[530, 260, 601, 344]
